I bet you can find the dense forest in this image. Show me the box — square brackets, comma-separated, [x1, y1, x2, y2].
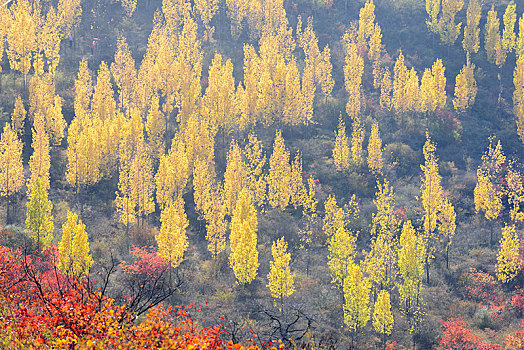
[0, 0, 524, 348]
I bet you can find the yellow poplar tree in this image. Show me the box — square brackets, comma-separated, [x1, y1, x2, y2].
[192, 156, 215, 217]
[155, 135, 189, 208]
[328, 218, 357, 287]
[116, 161, 136, 232]
[156, 197, 189, 268]
[426, 0, 440, 33]
[223, 140, 247, 215]
[506, 168, 524, 223]
[357, 0, 375, 44]
[12, 96, 26, 136]
[420, 132, 443, 283]
[463, 0, 481, 63]
[439, 197, 456, 269]
[453, 62, 477, 113]
[268, 130, 291, 210]
[474, 138, 505, 245]
[496, 224, 522, 283]
[343, 263, 371, 348]
[323, 195, 344, 238]
[502, 1, 517, 54]
[367, 121, 383, 175]
[0, 7, 6, 77]
[6, 0, 36, 87]
[514, 57, 524, 143]
[45, 95, 66, 147]
[130, 140, 155, 224]
[0, 123, 24, 223]
[225, 0, 249, 40]
[66, 116, 102, 194]
[405, 68, 420, 112]
[517, 14, 524, 60]
[436, 0, 463, 46]
[243, 132, 267, 208]
[58, 0, 82, 37]
[111, 37, 137, 115]
[485, 6, 501, 65]
[398, 221, 425, 335]
[58, 211, 93, 276]
[333, 117, 350, 172]
[26, 177, 54, 251]
[40, 7, 61, 75]
[74, 58, 93, 118]
[368, 24, 382, 61]
[364, 180, 399, 291]
[205, 186, 227, 258]
[29, 113, 51, 191]
[351, 120, 365, 167]
[91, 61, 116, 121]
[202, 54, 235, 134]
[290, 151, 306, 209]
[393, 51, 409, 113]
[373, 290, 394, 348]
[380, 67, 392, 111]
[146, 94, 165, 159]
[419, 69, 435, 115]
[432, 59, 447, 110]
[344, 42, 364, 120]
[230, 189, 259, 285]
[267, 237, 295, 307]
[194, 0, 219, 41]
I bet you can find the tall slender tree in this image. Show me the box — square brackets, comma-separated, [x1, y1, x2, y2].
[0, 124, 24, 224]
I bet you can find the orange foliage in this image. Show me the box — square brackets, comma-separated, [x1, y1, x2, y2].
[0, 244, 270, 349]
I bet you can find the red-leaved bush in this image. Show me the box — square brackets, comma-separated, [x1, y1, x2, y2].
[438, 319, 502, 350]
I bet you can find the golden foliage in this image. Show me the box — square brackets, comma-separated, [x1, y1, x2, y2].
[268, 130, 291, 210]
[230, 189, 259, 285]
[485, 6, 501, 65]
[29, 113, 51, 191]
[497, 224, 522, 283]
[333, 117, 350, 172]
[463, 0, 481, 61]
[344, 42, 364, 120]
[502, 1, 517, 54]
[358, 0, 375, 44]
[243, 132, 267, 208]
[328, 221, 357, 287]
[157, 198, 189, 268]
[267, 237, 295, 300]
[453, 63, 477, 113]
[223, 140, 248, 215]
[350, 120, 365, 167]
[436, 0, 463, 46]
[367, 121, 383, 175]
[514, 57, 524, 143]
[373, 290, 394, 338]
[11, 96, 26, 137]
[155, 135, 189, 208]
[0, 124, 24, 199]
[343, 263, 371, 334]
[58, 211, 93, 276]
